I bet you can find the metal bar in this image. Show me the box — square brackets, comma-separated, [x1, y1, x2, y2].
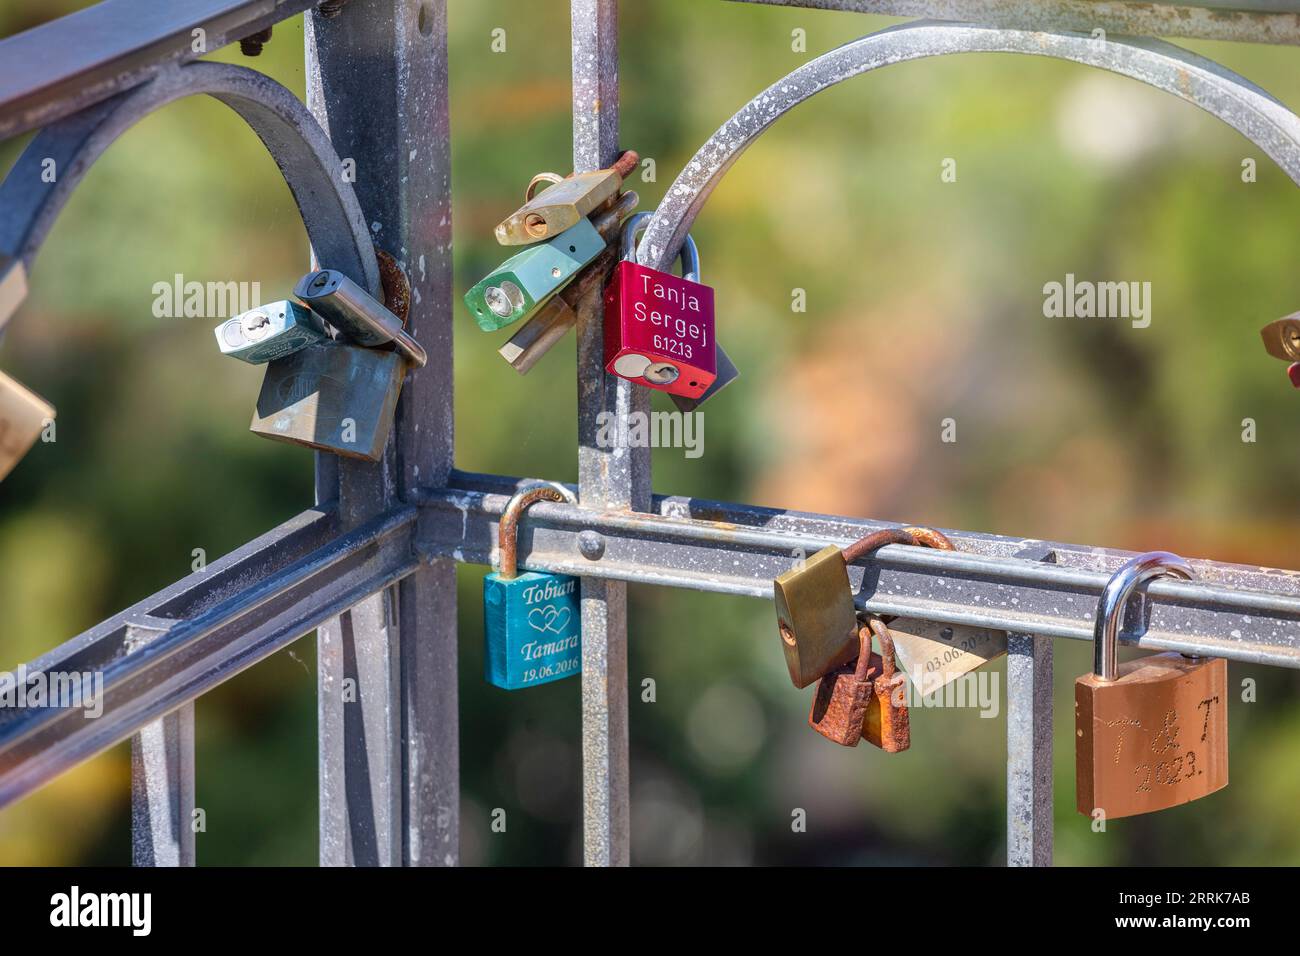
[131, 703, 196, 867]
[390, 0, 458, 868]
[306, 0, 456, 868]
[726, 0, 1300, 47]
[572, 0, 634, 869]
[1005, 635, 1052, 866]
[639, 22, 1300, 272]
[0, 59, 378, 294]
[0, 0, 320, 141]
[1004, 546, 1054, 867]
[419, 474, 1300, 669]
[0, 505, 418, 809]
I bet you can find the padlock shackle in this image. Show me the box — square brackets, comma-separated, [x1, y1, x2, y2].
[620, 212, 700, 282]
[497, 486, 569, 580]
[1093, 551, 1195, 681]
[867, 617, 898, 679]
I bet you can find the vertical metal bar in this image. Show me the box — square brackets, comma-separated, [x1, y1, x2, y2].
[572, 0, 637, 867]
[130, 703, 195, 867]
[1005, 632, 1053, 866]
[308, 0, 457, 866]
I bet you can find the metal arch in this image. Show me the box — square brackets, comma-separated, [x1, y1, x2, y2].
[638, 21, 1300, 271]
[0, 59, 379, 296]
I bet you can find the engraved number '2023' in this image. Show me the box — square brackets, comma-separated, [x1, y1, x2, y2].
[1109, 697, 1220, 794]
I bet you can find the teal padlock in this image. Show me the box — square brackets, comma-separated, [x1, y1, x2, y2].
[464, 217, 605, 332]
[483, 486, 582, 690]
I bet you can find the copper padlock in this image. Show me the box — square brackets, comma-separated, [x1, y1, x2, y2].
[808, 624, 878, 746]
[1075, 552, 1228, 820]
[862, 618, 911, 753]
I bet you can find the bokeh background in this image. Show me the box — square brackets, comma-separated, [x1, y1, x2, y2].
[2, 0, 1299, 865]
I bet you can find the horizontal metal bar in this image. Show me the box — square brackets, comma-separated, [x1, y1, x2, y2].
[727, 0, 1300, 46]
[0, 0, 319, 141]
[0, 503, 418, 807]
[419, 471, 1300, 669]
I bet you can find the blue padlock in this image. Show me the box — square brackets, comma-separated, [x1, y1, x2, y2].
[483, 486, 582, 690]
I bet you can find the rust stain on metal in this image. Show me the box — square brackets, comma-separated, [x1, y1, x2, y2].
[376, 249, 411, 327]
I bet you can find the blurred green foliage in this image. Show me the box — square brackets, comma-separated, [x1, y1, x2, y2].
[1, 0, 1299, 865]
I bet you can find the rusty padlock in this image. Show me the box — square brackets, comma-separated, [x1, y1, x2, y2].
[1075, 551, 1228, 820]
[862, 617, 911, 753]
[808, 624, 877, 746]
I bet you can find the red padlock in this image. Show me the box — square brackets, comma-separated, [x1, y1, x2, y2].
[603, 213, 716, 400]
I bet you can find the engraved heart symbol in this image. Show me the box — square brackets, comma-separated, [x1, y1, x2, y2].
[525, 604, 572, 634]
[527, 605, 559, 632]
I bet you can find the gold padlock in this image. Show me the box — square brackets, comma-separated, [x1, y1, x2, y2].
[1259, 312, 1300, 362]
[774, 528, 917, 689]
[773, 526, 961, 689]
[494, 150, 639, 245]
[0, 254, 27, 333]
[0, 371, 54, 481]
[1075, 551, 1228, 820]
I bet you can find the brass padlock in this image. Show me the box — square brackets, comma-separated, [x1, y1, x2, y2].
[1259, 312, 1300, 362]
[774, 526, 953, 689]
[808, 624, 877, 746]
[249, 341, 407, 461]
[0, 371, 54, 481]
[494, 150, 639, 245]
[1075, 551, 1228, 820]
[862, 617, 911, 753]
[0, 254, 27, 334]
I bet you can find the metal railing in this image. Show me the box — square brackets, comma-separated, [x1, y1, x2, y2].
[1, 0, 1299, 867]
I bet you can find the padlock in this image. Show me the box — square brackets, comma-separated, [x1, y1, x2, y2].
[213, 300, 328, 364]
[494, 150, 639, 245]
[808, 624, 877, 746]
[774, 526, 943, 689]
[876, 527, 1009, 695]
[294, 269, 427, 367]
[603, 212, 715, 401]
[1075, 551, 1228, 820]
[1259, 313, 1300, 363]
[668, 343, 738, 413]
[483, 486, 582, 690]
[248, 341, 406, 461]
[0, 371, 54, 481]
[465, 217, 606, 332]
[0, 254, 27, 334]
[497, 190, 640, 374]
[861, 617, 911, 753]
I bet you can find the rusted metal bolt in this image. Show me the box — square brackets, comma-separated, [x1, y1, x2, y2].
[239, 26, 273, 57]
[578, 531, 605, 561]
[318, 0, 350, 18]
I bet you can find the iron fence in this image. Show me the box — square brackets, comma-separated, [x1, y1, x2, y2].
[1, 0, 1299, 867]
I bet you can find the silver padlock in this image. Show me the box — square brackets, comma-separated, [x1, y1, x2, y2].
[294, 269, 427, 367]
[214, 300, 328, 364]
[249, 341, 407, 461]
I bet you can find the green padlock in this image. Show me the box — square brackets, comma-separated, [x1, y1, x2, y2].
[464, 217, 605, 332]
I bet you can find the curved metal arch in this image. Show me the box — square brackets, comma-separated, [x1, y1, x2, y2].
[639, 21, 1300, 270]
[0, 59, 379, 297]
